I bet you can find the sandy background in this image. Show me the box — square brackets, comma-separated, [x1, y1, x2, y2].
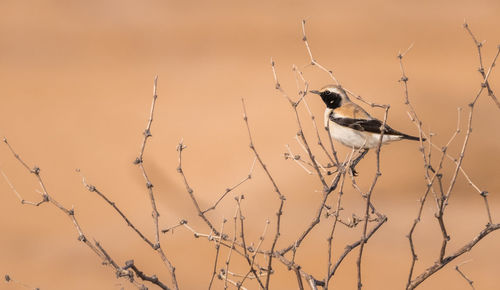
[1, 0, 500, 289]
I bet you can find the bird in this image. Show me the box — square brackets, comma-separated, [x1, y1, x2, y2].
[310, 84, 423, 175]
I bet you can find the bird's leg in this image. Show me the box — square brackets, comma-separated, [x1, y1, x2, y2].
[350, 149, 369, 176]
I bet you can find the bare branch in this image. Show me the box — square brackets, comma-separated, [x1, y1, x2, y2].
[464, 21, 500, 109]
[241, 98, 285, 289]
[123, 259, 169, 290]
[133, 76, 161, 248]
[177, 140, 219, 235]
[1, 168, 48, 206]
[235, 196, 266, 288]
[0, 140, 153, 288]
[327, 215, 388, 281]
[284, 144, 313, 175]
[224, 205, 240, 289]
[132, 77, 178, 289]
[208, 218, 227, 290]
[78, 169, 156, 248]
[408, 223, 500, 289]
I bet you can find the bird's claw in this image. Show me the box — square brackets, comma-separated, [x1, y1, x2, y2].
[350, 166, 359, 177]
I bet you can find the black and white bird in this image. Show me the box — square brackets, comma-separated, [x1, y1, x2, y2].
[310, 85, 422, 174]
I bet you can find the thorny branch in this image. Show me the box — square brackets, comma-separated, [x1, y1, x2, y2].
[408, 223, 500, 289]
[2, 138, 145, 289]
[401, 26, 500, 289]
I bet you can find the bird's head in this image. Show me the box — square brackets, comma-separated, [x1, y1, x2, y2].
[310, 85, 349, 109]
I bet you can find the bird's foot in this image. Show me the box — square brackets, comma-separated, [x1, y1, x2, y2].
[350, 165, 359, 177]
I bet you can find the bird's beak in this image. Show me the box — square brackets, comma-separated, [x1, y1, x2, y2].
[309, 90, 321, 95]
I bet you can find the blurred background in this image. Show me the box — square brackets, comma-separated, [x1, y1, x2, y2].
[1, 0, 500, 289]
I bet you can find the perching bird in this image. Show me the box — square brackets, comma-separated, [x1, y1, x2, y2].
[310, 85, 423, 175]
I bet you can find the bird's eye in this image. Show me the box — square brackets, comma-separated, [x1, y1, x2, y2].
[323, 91, 330, 95]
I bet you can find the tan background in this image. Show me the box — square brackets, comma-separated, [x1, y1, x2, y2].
[1, 0, 500, 289]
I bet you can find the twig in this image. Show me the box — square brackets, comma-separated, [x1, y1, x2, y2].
[285, 144, 313, 175]
[403, 24, 500, 289]
[94, 241, 133, 280]
[226, 270, 268, 280]
[292, 64, 339, 166]
[134, 76, 161, 248]
[3, 77, 179, 290]
[208, 218, 227, 290]
[270, 59, 328, 188]
[177, 140, 219, 234]
[218, 272, 248, 290]
[327, 215, 388, 281]
[398, 45, 460, 289]
[235, 196, 266, 288]
[3, 138, 107, 263]
[4, 274, 39, 290]
[133, 77, 178, 289]
[78, 170, 156, 248]
[325, 161, 349, 289]
[301, 19, 340, 86]
[295, 268, 305, 290]
[278, 171, 342, 255]
[179, 221, 252, 260]
[356, 105, 390, 290]
[274, 252, 324, 287]
[123, 260, 169, 290]
[224, 205, 240, 289]
[1, 168, 48, 206]
[455, 260, 475, 290]
[324, 150, 368, 288]
[3, 140, 147, 290]
[464, 21, 500, 109]
[240, 219, 270, 286]
[241, 98, 285, 289]
[203, 158, 257, 214]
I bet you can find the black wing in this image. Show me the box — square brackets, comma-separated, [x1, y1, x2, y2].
[330, 116, 422, 140]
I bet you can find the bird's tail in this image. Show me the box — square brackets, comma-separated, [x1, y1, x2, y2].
[402, 134, 426, 141]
